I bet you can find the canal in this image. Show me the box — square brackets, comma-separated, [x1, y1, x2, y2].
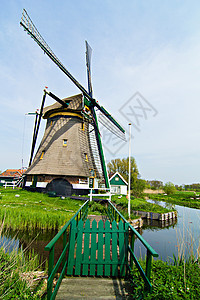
[0, 200, 200, 264]
[135, 199, 200, 262]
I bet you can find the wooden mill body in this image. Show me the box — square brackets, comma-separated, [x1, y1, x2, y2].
[25, 94, 101, 195]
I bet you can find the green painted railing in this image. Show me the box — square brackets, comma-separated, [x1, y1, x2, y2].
[44, 200, 89, 300]
[44, 198, 158, 298]
[107, 200, 159, 292]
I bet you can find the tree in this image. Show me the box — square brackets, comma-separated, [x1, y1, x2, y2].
[132, 179, 146, 197]
[107, 157, 145, 196]
[163, 182, 176, 195]
[107, 157, 139, 184]
[146, 180, 163, 190]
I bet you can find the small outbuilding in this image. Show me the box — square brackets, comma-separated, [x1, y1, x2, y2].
[109, 172, 128, 195]
[0, 169, 25, 187]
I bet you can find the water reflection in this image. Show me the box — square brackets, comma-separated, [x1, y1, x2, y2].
[0, 234, 19, 253]
[1, 228, 61, 268]
[135, 200, 200, 262]
[142, 217, 177, 230]
[0, 200, 199, 263]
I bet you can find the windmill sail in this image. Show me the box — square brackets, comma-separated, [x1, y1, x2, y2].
[20, 9, 125, 136]
[21, 9, 126, 194]
[20, 9, 89, 97]
[85, 41, 93, 97]
[97, 111, 126, 141]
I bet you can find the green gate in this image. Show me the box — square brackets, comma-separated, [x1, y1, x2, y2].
[45, 199, 158, 300]
[67, 219, 129, 277]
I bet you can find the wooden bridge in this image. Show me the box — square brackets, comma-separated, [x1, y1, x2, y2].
[44, 200, 158, 299]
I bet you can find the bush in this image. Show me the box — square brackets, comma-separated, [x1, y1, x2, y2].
[163, 182, 176, 195]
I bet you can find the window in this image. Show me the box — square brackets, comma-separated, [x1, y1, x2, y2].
[115, 177, 119, 181]
[84, 153, 88, 162]
[81, 122, 84, 131]
[79, 178, 88, 184]
[40, 151, 45, 160]
[111, 186, 120, 194]
[63, 139, 67, 146]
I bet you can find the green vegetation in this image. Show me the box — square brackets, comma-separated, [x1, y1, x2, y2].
[88, 201, 106, 215]
[91, 193, 174, 216]
[0, 188, 89, 230]
[111, 195, 174, 214]
[132, 179, 147, 197]
[130, 259, 200, 299]
[0, 247, 46, 299]
[184, 183, 200, 192]
[147, 191, 200, 209]
[163, 181, 176, 195]
[0, 187, 176, 230]
[146, 180, 164, 190]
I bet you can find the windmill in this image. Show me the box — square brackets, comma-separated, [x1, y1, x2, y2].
[20, 9, 126, 196]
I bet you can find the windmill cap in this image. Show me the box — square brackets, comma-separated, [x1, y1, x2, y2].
[42, 93, 83, 119]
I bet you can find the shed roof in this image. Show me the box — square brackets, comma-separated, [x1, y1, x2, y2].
[109, 172, 128, 186]
[0, 169, 26, 178]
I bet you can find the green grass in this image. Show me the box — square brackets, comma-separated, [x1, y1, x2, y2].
[130, 259, 200, 299]
[0, 188, 176, 231]
[147, 191, 200, 209]
[111, 195, 174, 214]
[0, 188, 89, 230]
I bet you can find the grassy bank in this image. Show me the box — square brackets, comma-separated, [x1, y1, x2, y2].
[130, 259, 200, 299]
[146, 191, 200, 209]
[0, 247, 46, 299]
[0, 188, 88, 230]
[111, 195, 174, 214]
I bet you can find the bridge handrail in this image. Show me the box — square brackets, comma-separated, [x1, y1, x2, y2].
[107, 201, 158, 257]
[45, 199, 89, 251]
[45, 199, 89, 300]
[107, 200, 158, 292]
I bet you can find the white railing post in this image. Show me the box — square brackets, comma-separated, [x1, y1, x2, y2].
[88, 187, 111, 201]
[89, 189, 93, 201]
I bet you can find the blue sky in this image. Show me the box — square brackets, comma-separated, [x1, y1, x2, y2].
[1, 0, 200, 185]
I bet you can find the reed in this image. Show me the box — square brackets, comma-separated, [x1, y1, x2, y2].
[175, 211, 200, 264]
[111, 195, 174, 213]
[0, 225, 47, 299]
[0, 188, 84, 230]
